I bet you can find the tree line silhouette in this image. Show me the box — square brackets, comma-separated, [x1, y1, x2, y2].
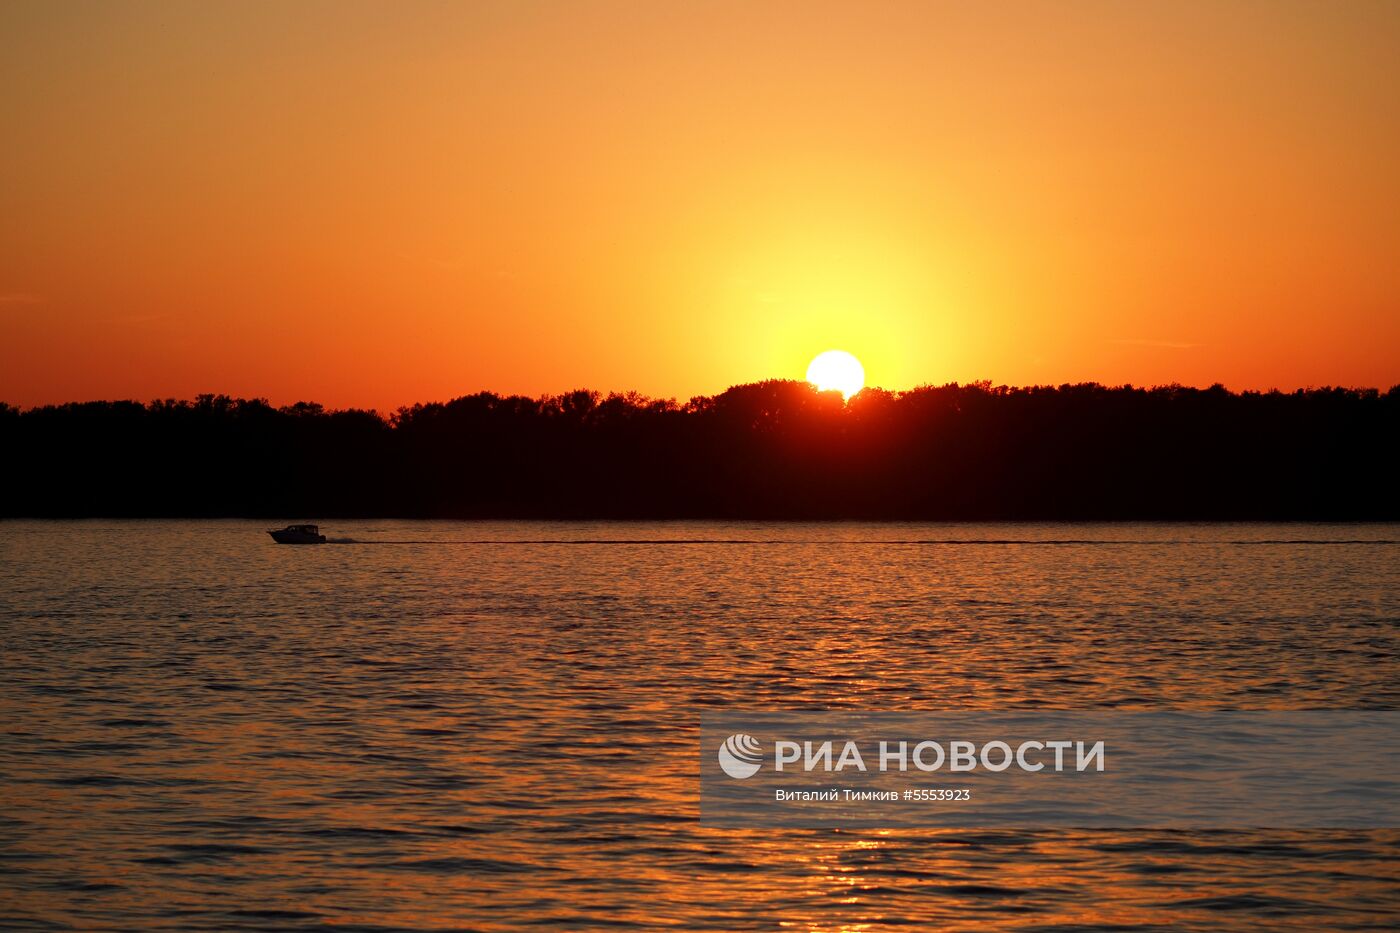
[2, 380, 1396, 519]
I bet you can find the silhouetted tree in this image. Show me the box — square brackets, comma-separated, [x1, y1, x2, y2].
[2, 382, 1395, 519]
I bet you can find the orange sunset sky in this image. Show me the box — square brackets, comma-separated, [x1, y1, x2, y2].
[2, 0, 1398, 411]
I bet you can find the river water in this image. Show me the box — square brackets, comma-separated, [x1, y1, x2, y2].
[2, 521, 1397, 930]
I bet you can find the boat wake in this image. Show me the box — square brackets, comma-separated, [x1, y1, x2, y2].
[317, 537, 1399, 546]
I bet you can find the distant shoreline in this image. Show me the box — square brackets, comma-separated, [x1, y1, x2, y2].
[4, 380, 1397, 520]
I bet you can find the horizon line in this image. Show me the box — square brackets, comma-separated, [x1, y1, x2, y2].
[4, 376, 1400, 416]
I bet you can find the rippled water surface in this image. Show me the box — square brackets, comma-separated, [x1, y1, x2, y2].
[2, 521, 1398, 930]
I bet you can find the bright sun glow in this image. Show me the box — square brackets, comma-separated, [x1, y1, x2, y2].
[806, 350, 866, 399]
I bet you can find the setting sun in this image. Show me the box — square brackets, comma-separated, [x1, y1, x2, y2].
[806, 350, 866, 399]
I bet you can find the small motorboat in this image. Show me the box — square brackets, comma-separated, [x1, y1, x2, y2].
[268, 523, 327, 544]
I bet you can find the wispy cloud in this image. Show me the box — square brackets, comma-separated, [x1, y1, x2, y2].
[0, 292, 44, 307]
[1110, 337, 1197, 350]
[396, 250, 467, 272]
[108, 312, 168, 326]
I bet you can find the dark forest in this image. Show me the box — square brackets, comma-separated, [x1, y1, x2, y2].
[3, 380, 1396, 519]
